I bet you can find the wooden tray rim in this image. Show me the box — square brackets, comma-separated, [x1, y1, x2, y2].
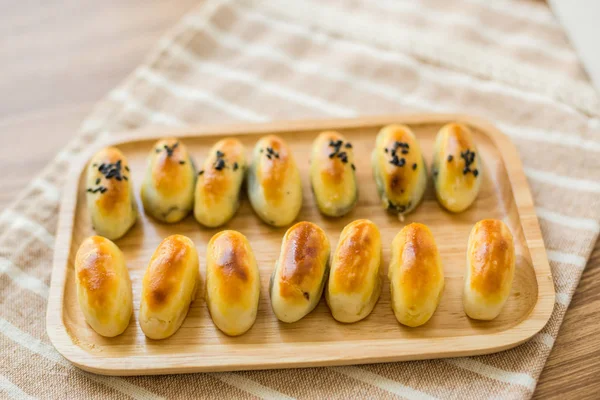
[46, 114, 555, 375]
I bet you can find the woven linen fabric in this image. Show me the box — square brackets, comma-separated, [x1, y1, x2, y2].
[2, 0, 600, 398]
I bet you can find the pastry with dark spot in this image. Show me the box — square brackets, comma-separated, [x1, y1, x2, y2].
[270, 222, 330, 323]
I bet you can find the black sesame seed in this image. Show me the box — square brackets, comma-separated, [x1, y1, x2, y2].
[337, 151, 347, 159]
[266, 154, 272, 160]
[86, 188, 92, 193]
[351, 163, 356, 170]
[399, 158, 406, 167]
[345, 142, 352, 148]
[473, 169, 479, 177]
[328, 153, 335, 159]
[463, 167, 469, 175]
[95, 178, 100, 185]
[303, 292, 310, 301]
[329, 140, 335, 146]
[216, 150, 224, 158]
[334, 140, 342, 147]
[179, 160, 185, 165]
[384, 148, 389, 153]
[155, 148, 161, 153]
[402, 149, 409, 155]
[198, 170, 204, 176]
[412, 163, 417, 170]
[259, 148, 263, 153]
[125, 166, 130, 171]
[116, 176, 122, 181]
[98, 163, 105, 171]
[123, 176, 128, 181]
[92, 163, 98, 167]
[447, 155, 453, 162]
[233, 162, 239, 171]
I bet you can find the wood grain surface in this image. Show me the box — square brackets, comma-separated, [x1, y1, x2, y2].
[1, 0, 598, 396]
[46, 116, 554, 374]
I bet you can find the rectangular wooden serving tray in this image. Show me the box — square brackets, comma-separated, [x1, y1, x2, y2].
[46, 114, 555, 376]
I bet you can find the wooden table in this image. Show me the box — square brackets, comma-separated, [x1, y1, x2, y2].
[1, 1, 598, 397]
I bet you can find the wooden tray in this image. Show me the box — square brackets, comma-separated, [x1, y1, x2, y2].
[46, 114, 555, 376]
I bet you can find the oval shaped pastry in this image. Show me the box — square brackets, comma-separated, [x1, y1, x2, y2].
[86, 147, 137, 240]
[310, 131, 358, 217]
[75, 236, 133, 337]
[206, 230, 260, 336]
[372, 124, 427, 216]
[326, 219, 382, 323]
[270, 222, 331, 323]
[194, 138, 246, 227]
[464, 219, 515, 320]
[389, 223, 444, 327]
[247, 135, 302, 227]
[141, 138, 196, 223]
[139, 235, 199, 339]
[432, 123, 482, 212]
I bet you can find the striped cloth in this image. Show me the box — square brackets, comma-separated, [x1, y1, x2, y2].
[2, 0, 599, 398]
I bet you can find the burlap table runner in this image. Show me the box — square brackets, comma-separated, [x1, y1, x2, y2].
[2, 0, 599, 398]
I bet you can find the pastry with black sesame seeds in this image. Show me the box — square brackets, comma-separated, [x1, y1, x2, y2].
[141, 138, 196, 223]
[86, 147, 137, 240]
[194, 138, 246, 227]
[310, 131, 358, 217]
[372, 124, 427, 218]
[432, 123, 482, 212]
[247, 135, 302, 227]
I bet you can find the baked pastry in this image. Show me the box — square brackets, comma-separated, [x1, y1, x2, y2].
[141, 138, 196, 223]
[86, 147, 137, 240]
[270, 221, 330, 323]
[464, 219, 515, 320]
[372, 124, 427, 216]
[310, 131, 358, 217]
[139, 235, 199, 339]
[205, 230, 260, 336]
[194, 138, 246, 227]
[432, 123, 482, 212]
[247, 135, 302, 227]
[74, 236, 133, 337]
[388, 223, 444, 327]
[326, 219, 382, 323]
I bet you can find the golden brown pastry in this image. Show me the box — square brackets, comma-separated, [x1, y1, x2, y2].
[141, 138, 196, 223]
[247, 135, 302, 227]
[326, 219, 382, 323]
[432, 123, 482, 212]
[270, 222, 330, 323]
[74, 236, 133, 337]
[310, 131, 358, 217]
[194, 138, 246, 227]
[372, 124, 427, 216]
[205, 230, 260, 336]
[389, 223, 444, 327]
[139, 235, 199, 339]
[86, 147, 137, 240]
[464, 219, 515, 320]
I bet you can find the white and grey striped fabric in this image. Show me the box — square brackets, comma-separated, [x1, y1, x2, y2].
[1, 0, 599, 398]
